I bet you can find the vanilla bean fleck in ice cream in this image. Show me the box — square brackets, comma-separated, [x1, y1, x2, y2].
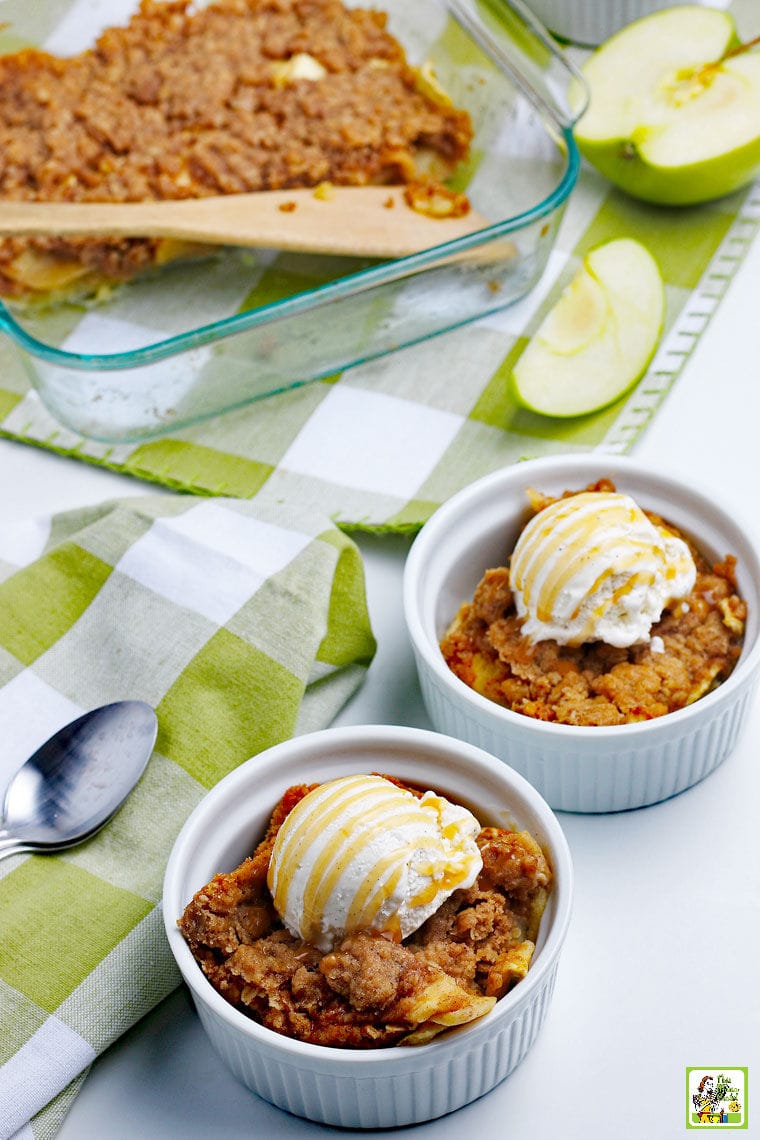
[267, 774, 482, 952]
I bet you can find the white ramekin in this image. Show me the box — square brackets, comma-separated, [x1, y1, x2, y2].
[403, 454, 760, 814]
[163, 724, 572, 1128]
[526, 0, 708, 46]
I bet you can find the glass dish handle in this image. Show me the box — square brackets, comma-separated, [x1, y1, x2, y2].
[447, 0, 589, 131]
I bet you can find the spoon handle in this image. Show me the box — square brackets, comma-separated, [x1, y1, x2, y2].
[0, 188, 488, 259]
[0, 822, 111, 860]
[0, 832, 29, 862]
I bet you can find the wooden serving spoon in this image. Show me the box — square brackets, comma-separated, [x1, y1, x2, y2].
[0, 186, 489, 260]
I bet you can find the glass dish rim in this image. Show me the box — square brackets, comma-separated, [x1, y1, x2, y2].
[0, 129, 580, 372]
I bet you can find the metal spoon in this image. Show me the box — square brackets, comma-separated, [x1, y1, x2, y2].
[0, 700, 158, 862]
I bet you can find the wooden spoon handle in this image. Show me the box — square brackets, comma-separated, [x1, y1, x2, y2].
[0, 186, 488, 259]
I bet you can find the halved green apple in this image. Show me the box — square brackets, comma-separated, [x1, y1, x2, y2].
[572, 6, 760, 205]
[510, 237, 664, 418]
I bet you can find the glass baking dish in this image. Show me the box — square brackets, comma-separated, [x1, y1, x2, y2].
[0, 0, 586, 442]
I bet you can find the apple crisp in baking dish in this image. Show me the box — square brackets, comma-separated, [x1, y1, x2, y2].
[0, 0, 472, 299]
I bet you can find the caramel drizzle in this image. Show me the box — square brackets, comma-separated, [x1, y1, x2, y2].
[300, 802, 430, 946]
[268, 774, 381, 910]
[510, 492, 692, 627]
[268, 776, 477, 945]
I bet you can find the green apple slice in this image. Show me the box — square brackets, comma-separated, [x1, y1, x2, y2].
[572, 6, 760, 205]
[510, 238, 664, 418]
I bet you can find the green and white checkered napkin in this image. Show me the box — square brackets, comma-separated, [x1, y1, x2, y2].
[0, 0, 758, 532]
[0, 494, 376, 1140]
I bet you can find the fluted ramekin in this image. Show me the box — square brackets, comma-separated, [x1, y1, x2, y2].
[527, 0, 708, 46]
[163, 724, 572, 1128]
[403, 454, 760, 813]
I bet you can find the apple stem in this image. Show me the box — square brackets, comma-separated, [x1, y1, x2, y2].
[723, 33, 760, 61]
[687, 33, 760, 87]
[710, 32, 760, 69]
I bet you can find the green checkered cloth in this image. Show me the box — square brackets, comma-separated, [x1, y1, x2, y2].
[0, 495, 376, 1140]
[0, 2, 758, 530]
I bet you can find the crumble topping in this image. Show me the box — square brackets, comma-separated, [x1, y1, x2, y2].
[0, 0, 473, 295]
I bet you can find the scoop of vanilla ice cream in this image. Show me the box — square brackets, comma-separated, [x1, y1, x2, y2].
[266, 774, 483, 952]
[509, 490, 696, 647]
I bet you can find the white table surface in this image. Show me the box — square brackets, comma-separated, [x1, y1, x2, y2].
[2, 234, 760, 1140]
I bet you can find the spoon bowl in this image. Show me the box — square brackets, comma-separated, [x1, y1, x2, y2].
[0, 700, 157, 859]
